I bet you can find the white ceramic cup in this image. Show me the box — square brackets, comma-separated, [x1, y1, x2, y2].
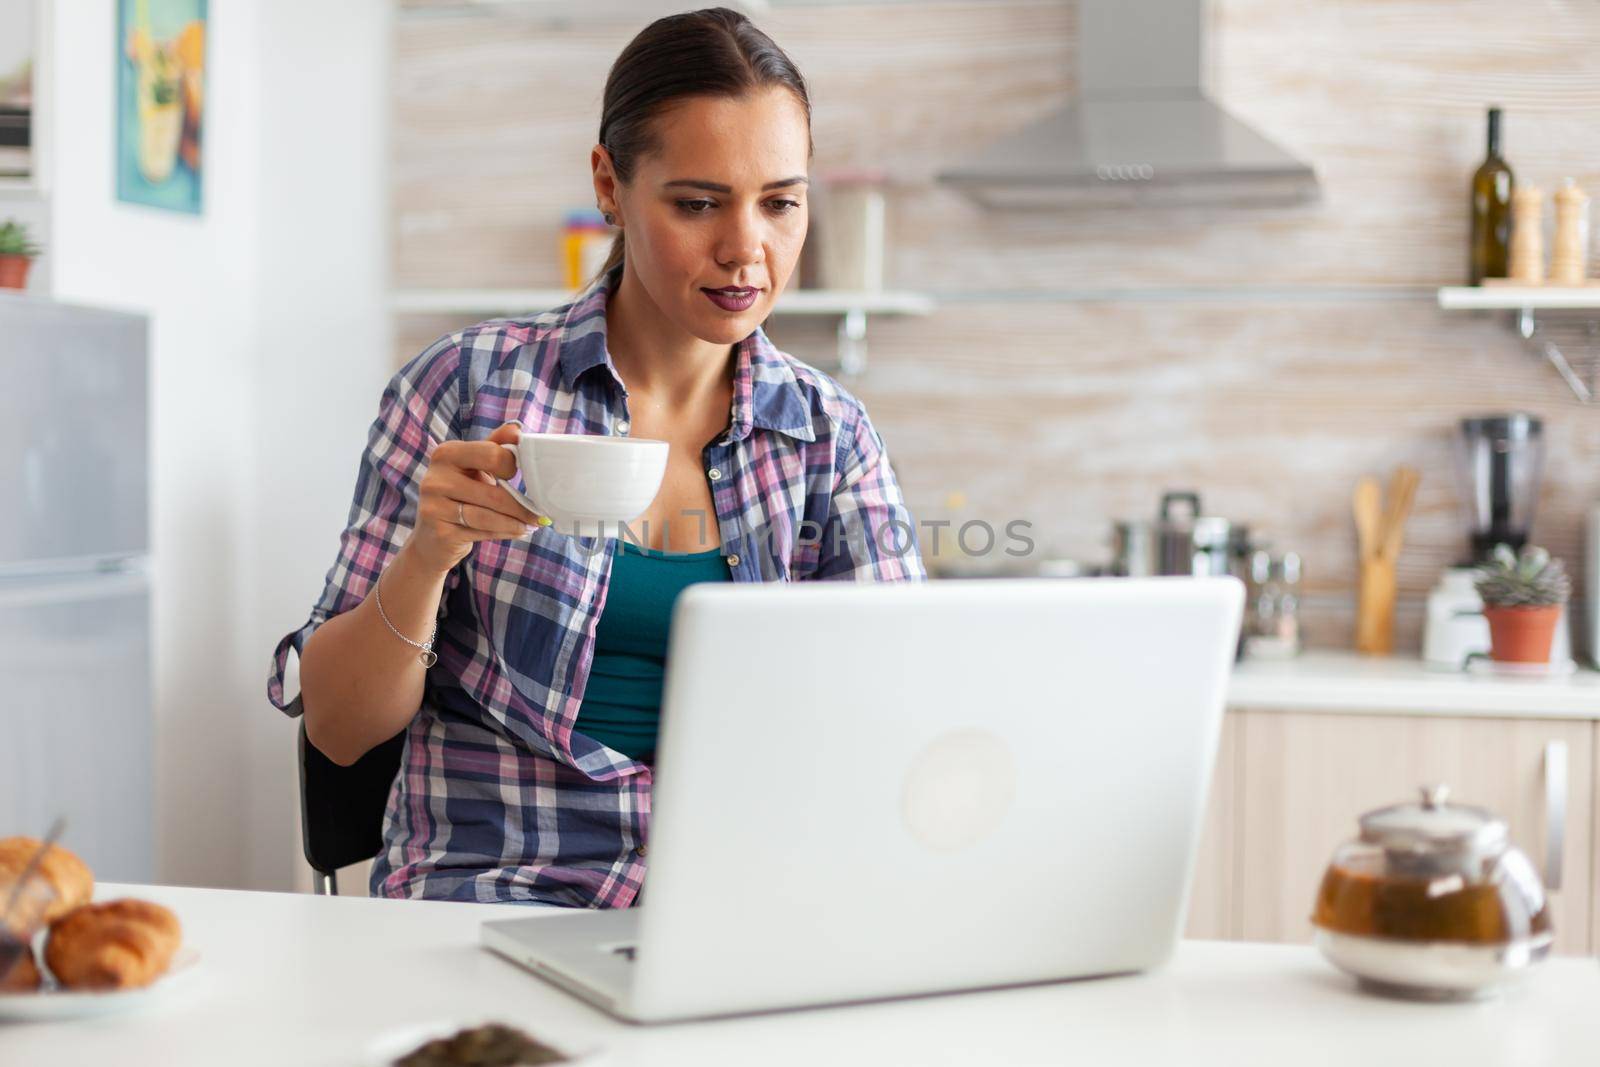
[496, 433, 669, 539]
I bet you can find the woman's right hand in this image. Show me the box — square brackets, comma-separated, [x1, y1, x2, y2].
[404, 422, 548, 574]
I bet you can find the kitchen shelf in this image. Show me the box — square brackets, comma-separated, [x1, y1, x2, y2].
[931, 285, 1438, 304]
[389, 287, 935, 374]
[1437, 286, 1600, 402]
[1437, 286, 1600, 310]
[398, 0, 770, 20]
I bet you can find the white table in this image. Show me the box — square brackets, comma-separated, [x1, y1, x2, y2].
[5, 883, 1598, 1066]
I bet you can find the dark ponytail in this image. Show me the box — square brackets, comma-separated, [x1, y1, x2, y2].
[594, 7, 813, 280]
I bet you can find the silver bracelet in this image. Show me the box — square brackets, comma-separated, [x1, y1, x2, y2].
[374, 572, 438, 668]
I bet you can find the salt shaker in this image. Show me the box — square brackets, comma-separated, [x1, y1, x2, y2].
[1248, 549, 1276, 638]
[1508, 185, 1545, 285]
[1275, 551, 1302, 652]
[1244, 550, 1302, 659]
[1551, 179, 1589, 286]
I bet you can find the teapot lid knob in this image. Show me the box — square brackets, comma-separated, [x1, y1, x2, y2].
[1359, 782, 1505, 855]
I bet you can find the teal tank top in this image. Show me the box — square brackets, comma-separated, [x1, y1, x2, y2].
[573, 540, 731, 761]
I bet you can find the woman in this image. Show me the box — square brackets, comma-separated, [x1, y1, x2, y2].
[268, 7, 924, 906]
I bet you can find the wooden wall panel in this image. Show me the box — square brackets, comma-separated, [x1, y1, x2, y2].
[392, 2, 1073, 290]
[392, 0, 1600, 654]
[396, 1, 1600, 291]
[397, 296, 1600, 653]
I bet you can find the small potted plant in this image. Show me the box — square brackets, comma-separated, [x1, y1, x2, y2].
[0, 219, 41, 291]
[1473, 543, 1570, 663]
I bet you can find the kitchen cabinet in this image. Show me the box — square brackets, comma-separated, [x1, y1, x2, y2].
[1187, 656, 1600, 949]
[1231, 709, 1592, 955]
[1183, 713, 1238, 940]
[1593, 726, 1600, 952]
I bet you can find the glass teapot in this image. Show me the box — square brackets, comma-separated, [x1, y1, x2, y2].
[1311, 784, 1553, 999]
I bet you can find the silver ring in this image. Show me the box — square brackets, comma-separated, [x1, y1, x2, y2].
[457, 501, 468, 527]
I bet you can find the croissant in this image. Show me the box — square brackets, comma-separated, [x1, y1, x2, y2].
[0, 837, 94, 925]
[0, 945, 41, 993]
[78, 899, 181, 944]
[45, 899, 181, 991]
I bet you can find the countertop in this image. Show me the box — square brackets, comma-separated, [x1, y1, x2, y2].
[1228, 650, 1600, 719]
[5, 883, 1598, 1066]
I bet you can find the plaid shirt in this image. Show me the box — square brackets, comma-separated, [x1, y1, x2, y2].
[268, 266, 925, 906]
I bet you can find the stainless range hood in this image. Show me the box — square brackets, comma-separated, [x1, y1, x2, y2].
[937, 0, 1319, 209]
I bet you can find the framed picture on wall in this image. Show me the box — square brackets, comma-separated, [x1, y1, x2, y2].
[116, 0, 206, 214]
[0, 1, 34, 181]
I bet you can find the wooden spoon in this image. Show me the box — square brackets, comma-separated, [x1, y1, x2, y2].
[1353, 476, 1383, 563]
[1380, 465, 1421, 562]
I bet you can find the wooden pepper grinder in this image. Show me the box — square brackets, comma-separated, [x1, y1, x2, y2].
[1508, 185, 1545, 285]
[1551, 179, 1590, 286]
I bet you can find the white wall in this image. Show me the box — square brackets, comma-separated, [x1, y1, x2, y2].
[47, 0, 390, 890]
[2, 0, 51, 295]
[245, 0, 393, 892]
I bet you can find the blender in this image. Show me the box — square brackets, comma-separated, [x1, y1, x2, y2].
[1423, 415, 1571, 669]
[1460, 414, 1544, 560]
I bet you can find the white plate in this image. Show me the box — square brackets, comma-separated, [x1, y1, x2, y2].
[364, 1018, 607, 1067]
[0, 946, 201, 1023]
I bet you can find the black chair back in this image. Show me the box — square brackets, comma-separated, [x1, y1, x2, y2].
[297, 720, 405, 892]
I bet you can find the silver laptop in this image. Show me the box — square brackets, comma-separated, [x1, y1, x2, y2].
[481, 576, 1244, 1023]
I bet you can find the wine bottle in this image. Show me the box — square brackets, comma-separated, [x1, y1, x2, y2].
[1468, 107, 1514, 285]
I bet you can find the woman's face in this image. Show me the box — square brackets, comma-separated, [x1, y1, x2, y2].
[599, 87, 811, 346]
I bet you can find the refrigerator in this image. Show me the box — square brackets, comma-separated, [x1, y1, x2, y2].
[0, 293, 154, 881]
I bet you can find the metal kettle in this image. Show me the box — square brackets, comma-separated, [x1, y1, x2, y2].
[1312, 783, 1552, 1000]
[1113, 491, 1242, 578]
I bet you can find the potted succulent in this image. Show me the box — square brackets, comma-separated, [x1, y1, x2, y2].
[1473, 543, 1571, 663]
[0, 219, 41, 290]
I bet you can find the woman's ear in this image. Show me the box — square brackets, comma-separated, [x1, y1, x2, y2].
[591, 144, 622, 225]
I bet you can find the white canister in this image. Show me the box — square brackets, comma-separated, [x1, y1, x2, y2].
[815, 171, 887, 291]
[1422, 567, 1490, 670]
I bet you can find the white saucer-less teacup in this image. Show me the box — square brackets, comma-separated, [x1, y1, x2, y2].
[496, 432, 669, 539]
